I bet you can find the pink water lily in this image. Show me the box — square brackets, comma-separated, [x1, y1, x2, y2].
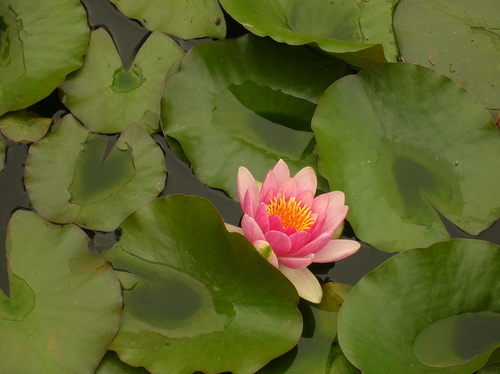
[233, 159, 360, 303]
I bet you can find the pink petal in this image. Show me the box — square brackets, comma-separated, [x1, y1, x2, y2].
[292, 232, 332, 257]
[295, 190, 314, 209]
[269, 215, 284, 231]
[260, 170, 277, 204]
[289, 231, 311, 253]
[278, 178, 297, 200]
[278, 264, 323, 303]
[272, 159, 290, 188]
[312, 239, 361, 263]
[308, 213, 326, 240]
[254, 203, 270, 233]
[278, 253, 314, 269]
[321, 205, 348, 234]
[265, 230, 292, 255]
[311, 191, 345, 216]
[293, 166, 317, 194]
[237, 167, 260, 212]
[241, 214, 265, 243]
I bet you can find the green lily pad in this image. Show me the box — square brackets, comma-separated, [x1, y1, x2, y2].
[0, 210, 122, 373]
[0, 0, 89, 115]
[312, 63, 500, 252]
[219, 0, 399, 67]
[109, 0, 226, 39]
[0, 134, 5, 172]
[103, 194, 302, 374]
[24, 114, 166, 231]
[162, 34, 351, 198]
[0, 110, 51, 143]
[394, 0, 500, 111]
[259, 282, 358, 374]
[59, 28, 184, 134]
[337, 239, 500, 374]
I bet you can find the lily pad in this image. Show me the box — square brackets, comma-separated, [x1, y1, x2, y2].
[162, 34, 351, 198]
[24, 114, 166, 231]
[103, 194, 302, 374]
[0, 110, 51, 143]
[259, 282, 358, 374]
[109, 0, 226, 39]
[0, 210, 122, 373]
[337, 239, 500, 374]
[219, 0, 399, 67]
[95, 351, 150, 374]
[0, 0, 89, 115]
[312, 63, 500, 252]
[394, 0, 500, 111]
[60, 28, 185, 134]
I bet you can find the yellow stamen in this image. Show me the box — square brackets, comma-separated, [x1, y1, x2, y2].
[267, 196, 315, 231]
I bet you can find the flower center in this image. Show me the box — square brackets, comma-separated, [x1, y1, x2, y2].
[266, 196, 315, 232]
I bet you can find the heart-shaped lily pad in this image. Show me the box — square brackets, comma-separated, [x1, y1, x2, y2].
[104, 194, 302, 374]
[0, 110, 51, 143]
[109, 0, 226, 39]
[219, 0, 399, 67]
[162, 34, 351, 198]
[24, 114, 166, 231]
[337, 239, 500, 373]
[0, 0, 89, 115]
[394, 0, 500, 111]
[312, 63, 500, 252]
[0, 210, 122, 373]
[60, 28, 185, 134]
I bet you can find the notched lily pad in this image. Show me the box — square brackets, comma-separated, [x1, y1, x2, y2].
[394, 0, 500, 110]
[0, 110, 51, 143]
[60, 28, 185, 133]
[219, 0, 399, 67]
[338, 239, 500, 374]
[0, 210, 122, 373]
[0, 0, 89, 115]
[24, 114, 166, 231]
[313, 63, 500, 252]
[162, 34, 351, 198]
[104, 194, 302, 374]
[109, 0, 226, 39]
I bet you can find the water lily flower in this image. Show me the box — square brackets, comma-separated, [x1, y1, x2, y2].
[232, 159, 360, 303]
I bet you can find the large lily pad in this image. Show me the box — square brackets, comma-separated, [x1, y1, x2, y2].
[394, 0, 500, 111]
[109, 0, 226, 39]
[60, 28, 185, 134]
[104, 194, 302, 374]
[24, 114, 166, 231]
[337, 239, 500, 373]
[162, 34, 351, 198]
[0, 110, 51, 143]
[0, 210, 122, 373]
[219, 0, 399, 67]
[0, 0, 89, 115]
[312, 63, 500, 252]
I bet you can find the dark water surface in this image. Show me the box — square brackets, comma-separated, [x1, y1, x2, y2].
[1, 0, 499, 296]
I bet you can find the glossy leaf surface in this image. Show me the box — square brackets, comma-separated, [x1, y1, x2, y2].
[109, 0, 226, 39]
[60, 28, 184, 133]
[394, 0, 500, 110]
[162, 34, 351, 198]
[25, 115, 166, 231]
[219, 0, 398, 67]
[338, 239, 500, 373]
[104, 195, 302, 374]
[313, 63, 500, 252]
[0, 0, 89, 115]
[0, 210, 122, 373]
